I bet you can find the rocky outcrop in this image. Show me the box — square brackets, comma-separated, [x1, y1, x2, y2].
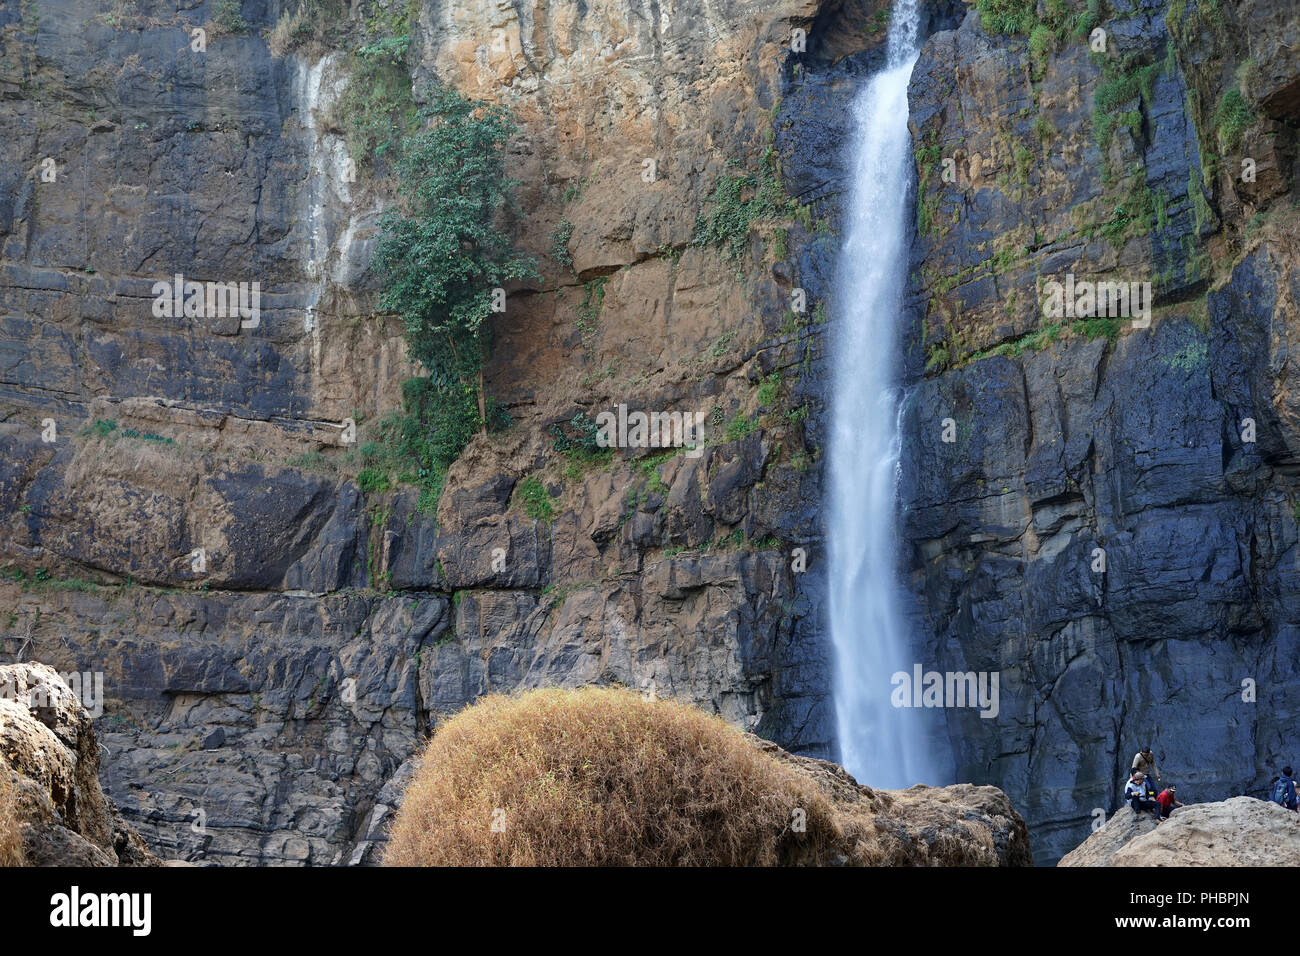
[755, 737, 1032, 865]
[0, 662, 158, 866]
[1060, 797, 1300, 866]
[1057, 803, 1162, 867]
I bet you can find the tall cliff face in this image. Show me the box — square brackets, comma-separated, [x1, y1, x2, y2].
[891, 0, 1300, 863]
[0, 0, 1296, 867]
[0, 0, 841, 864]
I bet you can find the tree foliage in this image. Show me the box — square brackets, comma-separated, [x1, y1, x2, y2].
[372, 85, 536, 416]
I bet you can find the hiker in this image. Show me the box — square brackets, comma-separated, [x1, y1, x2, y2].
[1271, 767, 1298, 811]
[1125, 771, 1162, 822]
[1132, 746, 1161, 788]
[1143, 772, 1159, 802]
[1156, 785, 1183, 819]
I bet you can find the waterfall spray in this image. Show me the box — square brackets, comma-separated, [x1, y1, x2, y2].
[826, 0, 937, 788]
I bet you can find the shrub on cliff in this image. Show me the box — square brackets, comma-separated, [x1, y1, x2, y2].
[371, 376, 483, 509]
[337, 36, 418, 173]
[975, 0, 1038, 35]
[382, 687, 839, 866]
[373, 85, 537, 436]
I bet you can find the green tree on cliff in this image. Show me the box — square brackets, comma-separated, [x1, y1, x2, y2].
[372, 84, 536, 433]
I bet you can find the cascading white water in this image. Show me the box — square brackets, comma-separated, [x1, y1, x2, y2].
[826, 0, 936, 788]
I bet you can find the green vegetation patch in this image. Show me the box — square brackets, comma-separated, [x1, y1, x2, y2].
[915, 133, 944, 238]
[1093, 55, 1162, 156]
[692, 146, 798, 265]
[550, 220, 574, 268]
[371, 86, 537, 502]
[1097, 180, 1156, 248]
[516, 476, 554, 524]
[576, 277, 607, 346]
[214, 0, 247, 33]
[1213, 88, 1255, 154]
[975, 0, 1038, 35]
[360, 376, 486, 512]
[335, 36, 418, 175]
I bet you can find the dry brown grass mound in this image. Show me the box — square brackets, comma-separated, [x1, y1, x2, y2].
[383, 687, 840, 866]
[0, 773, 23, 867]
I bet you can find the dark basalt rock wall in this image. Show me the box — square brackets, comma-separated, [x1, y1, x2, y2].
[898, 0, 1298, 863]
[780, 0, 1300, 863]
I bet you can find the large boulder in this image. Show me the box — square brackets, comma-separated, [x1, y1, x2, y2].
[753, 738, 1033, 866]
[0, 662, 158, 866]
[1058, 804, 1162, 867]
[1060, 797, 1300, 866]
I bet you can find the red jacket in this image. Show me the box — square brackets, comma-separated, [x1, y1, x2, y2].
[1157, 789, 1177, 809]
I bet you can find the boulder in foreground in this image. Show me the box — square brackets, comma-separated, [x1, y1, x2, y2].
[1059, 797, 1300, 866]
[0, 662, 158, 867]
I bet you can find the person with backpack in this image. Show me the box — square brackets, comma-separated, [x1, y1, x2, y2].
[1271, 767, 1298, 810]
[1126, 771, 1162, 822]
[1156, 785, 1183, 819]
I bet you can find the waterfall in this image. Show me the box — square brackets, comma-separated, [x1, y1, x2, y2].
[291, 54, 384, 400]
[826, 0, 937, 788]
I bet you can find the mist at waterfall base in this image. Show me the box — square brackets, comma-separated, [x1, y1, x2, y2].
[826, 0, 941, 790]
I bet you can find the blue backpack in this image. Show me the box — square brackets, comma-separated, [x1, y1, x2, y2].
[1271, 777, 1296, 807]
